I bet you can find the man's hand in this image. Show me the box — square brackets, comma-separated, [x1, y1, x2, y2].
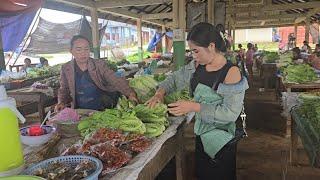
[145, 94, 164, 108]
[168, 100, 200, 116]
[128, 92, 139, 104]
[54, 103, 65, 113]
[145, 88, 166, 108]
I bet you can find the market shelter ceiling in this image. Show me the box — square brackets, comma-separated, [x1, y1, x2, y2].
[45, 0, 320, 29]
[44, 0, 173, 28]
[227, 0, 320, 29]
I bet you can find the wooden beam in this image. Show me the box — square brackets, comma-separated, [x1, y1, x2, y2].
[162, 25, 167, 54]
[305, 18, 310, 42]
[90, 8, 100, 59]
[137, 18, 143, 61]
[235, 13, 305, 22]
[95, 0, 171, 8]
[165, 21, 173, 28]
[207, 0, 213, 24]
[294, 24, 298, 47]
[232, 26, 235, 50]
[227, 1, 320, 13]
[235, 20, 296, 29]
[141, 12, 173, 20]
[172, 0, 179, 28]
[52, 0, 94, 9]
[307, 8, 320, 17]
[178, 0, 186, 29]
[98, 8, 165, 26]
[0, 31, 5, 70]
[233, 0, 262, 5]
[50, 0, 165, 26]
[263, 2, 320, 11]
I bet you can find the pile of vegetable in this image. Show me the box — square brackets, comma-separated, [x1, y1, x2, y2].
[105, 60, 118, 71]
[129, 75, 158, 103]
[133, 103, 169, 137]
[26, 64, 62, 79]
[126, 52, 152, 63]
[263, 51, 279, 63]
[39, 76, 60, 88]
[78, 96, 169, 138]
[78, 108, 146, 137]
[296, 99, 320, 137]
[164, 89, 191, 104]
[278, 52, 293, 64]
[298, 91, 320, 101]
[153, 73, 167, 82]
[282, 64, 318, 83]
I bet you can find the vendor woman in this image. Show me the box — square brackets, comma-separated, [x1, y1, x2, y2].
[55, 35, 138, 112]
[147, 22, 248, 180]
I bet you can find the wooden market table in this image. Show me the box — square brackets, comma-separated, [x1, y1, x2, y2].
[277, 77, 320, 166]
[1, 77, 49, 90]
[23, 117, 188, 180]
[276, 76, 320, 137]
[290, 108, 320, 167]
[260, 63, 277, 89]
[111, 119, 187, 180]
[7, 88, 58, 121]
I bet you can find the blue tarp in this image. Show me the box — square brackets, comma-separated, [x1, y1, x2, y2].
[147, 31, 173, 52]
[147, 32, 162, 52]
[0, 10, 37, 52]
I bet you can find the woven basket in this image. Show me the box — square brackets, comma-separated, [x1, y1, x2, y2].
[23, 155, 103, 180]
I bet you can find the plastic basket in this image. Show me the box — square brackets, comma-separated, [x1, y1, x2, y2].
[23, 155, 103, 180]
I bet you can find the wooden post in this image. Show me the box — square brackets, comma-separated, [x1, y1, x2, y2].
[173, 0, 186, 70]
[90, 8, 100, 59]
[207, 0, 214, 24]
[162, 25, 167, 54]
[173, 0, 179, 29]
[294, 24, 298, 47]
[290, 114, 298, 165]
[0, 31, 5, 70]
[305, 18, 310, 43]
[137, 18, 143, 61]
[232, 26, 236, 50]
[178, 0, 186, 29]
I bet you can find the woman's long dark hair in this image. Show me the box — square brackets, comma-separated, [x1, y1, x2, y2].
[187, 22, 227, 52]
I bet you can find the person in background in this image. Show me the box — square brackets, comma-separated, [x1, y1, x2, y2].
[236, 44, 246, 76]
[254, 44, 258, 52]
[314, 44, 320, 55]
[147, 22, 248, 180]
[245, 43, 254, 83]
[292, 47, 304, 64]
[55, 35, 138, 112]
[36, 57, 49, 68]
[309, 44, 320, 69]
[20, 58, 33, 72]
[301, 41, 312, 54]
